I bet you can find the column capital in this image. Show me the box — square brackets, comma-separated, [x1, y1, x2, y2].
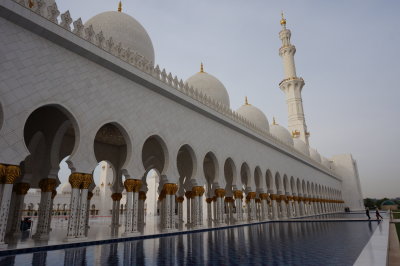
[206, 197, 213, 203]
[224, 196, 234, 203]
[124, 179, 142, 192]
[69, 173, 85, 188]
[192, 186, 205, 197]
[176, 196, 184, 203]
[270, 194, 278, 201]
[233, 190, 243, 199]
[2, 165, 21, 184]
[39, 178, 57, 192]
[138, 191, 147, 201]
[111, 192, 123, 201]
[247, 192, 256, 199]
[87, 191, 94, 200]
[13, 182, 30, 195]
[185, 191, 193, 199]
[81, 174, 93, 189]
[215, 188, 226, 198]
[163, 183, 178, 195]
[259, 193, 268, 200]
[52, 189, 57, 199]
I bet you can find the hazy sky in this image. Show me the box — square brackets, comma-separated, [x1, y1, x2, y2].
[55, 0, 400, 199]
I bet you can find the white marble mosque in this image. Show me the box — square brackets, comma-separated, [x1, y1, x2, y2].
[0, 0, 364, 248]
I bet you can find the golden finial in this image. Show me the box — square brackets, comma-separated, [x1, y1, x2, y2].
[118, 1, 122, 12]
[273, 117, 277, 125]
[245, 96, 249, 105]
[200, 62, 204, 73]
[280, 11, 286, 26]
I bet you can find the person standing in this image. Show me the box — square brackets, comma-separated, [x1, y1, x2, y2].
[375, 208, 383, 220]
[365, 207, 370, 220]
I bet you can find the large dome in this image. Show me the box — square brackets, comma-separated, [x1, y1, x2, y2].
[185, 65, 230, 107]
[309, 147, 322, 163]
[85, 11, 155, 65]
[293, 138, 309, 156]
[270, 123, 293, 146]
[236, 98, 269, 131]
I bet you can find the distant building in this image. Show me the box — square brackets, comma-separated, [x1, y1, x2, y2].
[380, 200, 398, 211]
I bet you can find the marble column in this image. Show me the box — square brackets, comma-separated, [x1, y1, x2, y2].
[111, 192, 122, 233]
[85, 191, 94, 236]
[6, 182, 30, 238]
[247, 192, 256, 222]
[76, 174, 92, 239]
[123, 179, 142, 236]
[293, 195, 300, 217]
[214, 188, 226, 225]
[33, 178, 58, 240]
[176, 196, 184, 225]
[185, 191, 192, 225]
[259, 193, 269, 221]
[0, 165, 20, 246]
[48, 190, 57, 233]
[280, 194, 288, 219]
[205, 198, 213, 223]
[270, 194, 278, 220]
[137, 191, 146, 227]
[65, 173, 82, 240]
[233, 190, 244, 222]
[298, 195, 305, 216]
[224, 197, 234, 223]
[162, 183, 178, 232]
[191, 186, 205, 228]
[212, 196, 217, 222]
[286, 195, 293, 218]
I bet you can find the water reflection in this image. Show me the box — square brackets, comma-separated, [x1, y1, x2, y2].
[0, 221, 378, 266]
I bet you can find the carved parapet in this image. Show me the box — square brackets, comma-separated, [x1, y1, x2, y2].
[176, 196, 184, 203]
[192, 186, 205, 197]
[138, 191, 147, 201]
[87, 191, 94, 200]
[111, 192, 122, 201]
[124, 179, 142, 192]
[13, 182, 30, 195]
[215, 188, 226, 198]
[163, 183, 178, 195]
[39, 178, 57, 192]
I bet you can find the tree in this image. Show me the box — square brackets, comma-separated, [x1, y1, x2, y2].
[364, 198, 375, 209]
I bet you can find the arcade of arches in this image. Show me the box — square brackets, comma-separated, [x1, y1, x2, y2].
[0, 105, 344, 245]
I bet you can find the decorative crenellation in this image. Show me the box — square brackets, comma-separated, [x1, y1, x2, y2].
[11, 0, 336, 177]
[111, 192, 123, 201]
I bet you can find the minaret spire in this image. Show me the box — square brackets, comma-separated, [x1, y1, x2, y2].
[200, 62, 204, 73]
[118, 1, 122, 12]
[278, 13, 309, 145]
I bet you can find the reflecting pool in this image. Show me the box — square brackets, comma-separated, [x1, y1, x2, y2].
[0, 221, 377, 266]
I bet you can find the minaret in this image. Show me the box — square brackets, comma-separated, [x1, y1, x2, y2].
[278, 12, 309, 145]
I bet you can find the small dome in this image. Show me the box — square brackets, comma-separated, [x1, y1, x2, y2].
[270, 123, 293, 146]
[293, 138, 309, 156]
[60, 183, 71, 194]
[185, 65, 230, 107]
[309, 148, 321, 163]
[381, 200, 396, 206]
[85, 11, 155, 65]
[236, 98, 269, 131]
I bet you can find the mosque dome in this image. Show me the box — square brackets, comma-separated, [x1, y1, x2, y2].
[293, 138, 309, 156]
[85, 10, 155, 65]
[381, 200, 396, 206]
[236, 97, 269, 131]
[60, 183, 71, 194]
[309, 148, 322, 163]
[270, 121, 293, 146]
[185, 64, 230, 107]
